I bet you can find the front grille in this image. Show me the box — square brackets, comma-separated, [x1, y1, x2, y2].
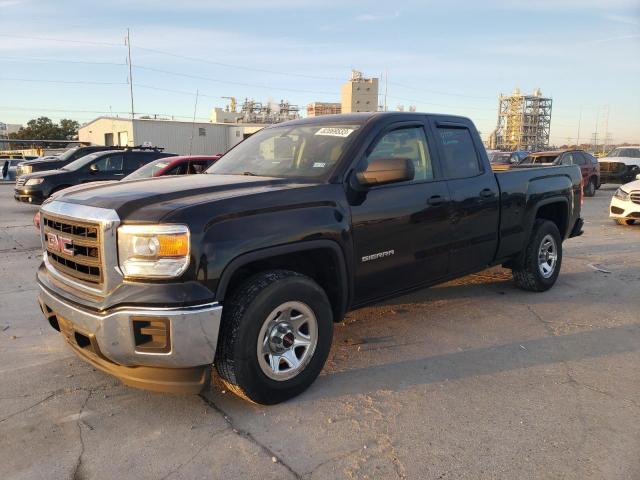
[15, 177, 26, 187]
[631, 192, 640, 205]
[42, 214, 103, 286]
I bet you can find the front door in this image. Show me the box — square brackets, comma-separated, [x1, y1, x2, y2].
[350, 123, 451, 304]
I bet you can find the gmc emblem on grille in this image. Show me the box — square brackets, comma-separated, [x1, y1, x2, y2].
[45, 232, 74, 256]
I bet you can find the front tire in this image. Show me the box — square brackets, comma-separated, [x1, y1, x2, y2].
[215, 270, 333, 404]
[584, 177, 596, 197]
[512, 220, 562, 292]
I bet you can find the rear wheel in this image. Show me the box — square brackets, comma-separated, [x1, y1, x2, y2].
[615, 218, 635, 226]
[215, 270, 333, 404]
[512, 220, 562, 292]
[583, 177, 596, 197]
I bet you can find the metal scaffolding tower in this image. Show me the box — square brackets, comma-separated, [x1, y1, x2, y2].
[495, 88, 552, 151]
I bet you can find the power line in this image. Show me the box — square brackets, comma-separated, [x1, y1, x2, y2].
[0, 55, 127, 66]
[0, 33, 122, 47]
[0, 77, 127, 86]
[134, 45, 344, 82]
[388, 81, 496, 101]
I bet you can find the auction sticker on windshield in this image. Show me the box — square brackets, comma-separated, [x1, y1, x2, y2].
[315, 127, 356, 137]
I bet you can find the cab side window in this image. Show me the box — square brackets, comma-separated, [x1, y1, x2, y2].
[574, 153, 586, 165]
[366, 127, 433, 182]
[560, 154, 573, 166]
[93, 153, 123, 171]
[435, 127, 481, 178]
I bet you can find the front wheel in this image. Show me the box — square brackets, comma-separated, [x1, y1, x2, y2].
[215, 270, 333, 404]
[512, 220, 562, 292]
[584, 177, 596, 197]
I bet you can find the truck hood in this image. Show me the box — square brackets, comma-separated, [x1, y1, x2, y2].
[599, 157, 640, 166]
[53, 174, 320, 220]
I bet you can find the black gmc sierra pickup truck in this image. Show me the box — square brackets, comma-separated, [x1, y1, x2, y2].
[36, 112, 584, 404]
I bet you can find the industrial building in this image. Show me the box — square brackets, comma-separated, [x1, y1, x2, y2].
[306, 102, 341, 117]
[79, 117, 264, 155]
[341, 70, 379, 113]
[493, 88, 552, 151]
[210, 98, 300, 124]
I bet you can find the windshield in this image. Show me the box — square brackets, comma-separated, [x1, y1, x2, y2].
[520, 154, 559, 164]
[206, 123, 362, 179]
[55, 147, 81, 162]
[125, 159, 172, 180]
[61, 152, 103, 171]
[606, 148, 640, 158]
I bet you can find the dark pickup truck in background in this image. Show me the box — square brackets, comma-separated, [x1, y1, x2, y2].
[36, 112, 583, 404]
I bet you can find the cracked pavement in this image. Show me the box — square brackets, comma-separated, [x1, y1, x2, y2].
[1, 184, 639, 479]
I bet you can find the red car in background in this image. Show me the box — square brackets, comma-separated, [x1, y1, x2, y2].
[125, 154, 222, 180]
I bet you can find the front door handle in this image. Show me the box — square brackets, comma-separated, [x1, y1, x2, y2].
[427, 195, 445, 206]
[479, 188, 495, 198]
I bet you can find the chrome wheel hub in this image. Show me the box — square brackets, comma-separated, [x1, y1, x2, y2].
[257, 301, 318, 381]
[538, 234, 558, 278]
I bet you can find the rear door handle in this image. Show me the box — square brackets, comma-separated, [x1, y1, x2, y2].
[427, 195, 445, 206]
[479, 188, 495, 198]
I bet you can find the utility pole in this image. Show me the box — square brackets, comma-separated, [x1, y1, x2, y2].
[576, 106, 582, 148]
[602, 105, 610, 154]
[593, 106, 600, 152]
[126, 28, 134, 119]
[384, 70, 388, 112]
[188, 89, 199, 156]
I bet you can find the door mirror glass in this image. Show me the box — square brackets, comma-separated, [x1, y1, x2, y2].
[352, 157, 415, 189]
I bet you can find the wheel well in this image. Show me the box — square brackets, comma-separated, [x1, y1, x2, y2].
[535, 202, 568, 237]
[222, 248, 347, 322]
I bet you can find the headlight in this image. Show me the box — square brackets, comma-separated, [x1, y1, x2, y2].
[21, 165, 33, 174]
[614, 188, 630, 201]
[25, 178, 44, 186]
[117, 224, 190, 278]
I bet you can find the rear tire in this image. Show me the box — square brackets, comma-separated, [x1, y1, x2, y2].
[512, 220, 562, 292]
[215, 270, 333, 404]
[583, 177, 596, 197]
[615, 218, 635, 226]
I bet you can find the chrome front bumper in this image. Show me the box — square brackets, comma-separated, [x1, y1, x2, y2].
[38, 285, 223, 369]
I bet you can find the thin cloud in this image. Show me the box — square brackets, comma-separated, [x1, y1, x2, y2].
[604, 14, 640, 25]
[355, 11, 401, 22]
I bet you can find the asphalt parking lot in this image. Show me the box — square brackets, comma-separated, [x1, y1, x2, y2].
[1, 183, 639, 480]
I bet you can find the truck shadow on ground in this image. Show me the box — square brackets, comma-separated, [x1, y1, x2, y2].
[304, 322, 640, 402]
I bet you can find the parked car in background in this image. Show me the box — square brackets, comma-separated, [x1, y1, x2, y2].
[515, 149, 600, 196]
[15, 147, 176, 204]
[610, 175, 640, 225]
[598, 146, 640, 185]
[125, 154, 221, 180]
[15, 146, 122, 177]
[488, 151, 520, 171]
[2, 155, 38, 181]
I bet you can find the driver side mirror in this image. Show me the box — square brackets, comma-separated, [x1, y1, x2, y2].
[89, 164, 99, 173]
[350, 157, 415, 191]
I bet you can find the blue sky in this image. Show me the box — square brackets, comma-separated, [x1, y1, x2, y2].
[1, 0, 639, 144]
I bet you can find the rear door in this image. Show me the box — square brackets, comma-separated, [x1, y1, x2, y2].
[350, 120, 451, 303]
[430, 119, 500, 275]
